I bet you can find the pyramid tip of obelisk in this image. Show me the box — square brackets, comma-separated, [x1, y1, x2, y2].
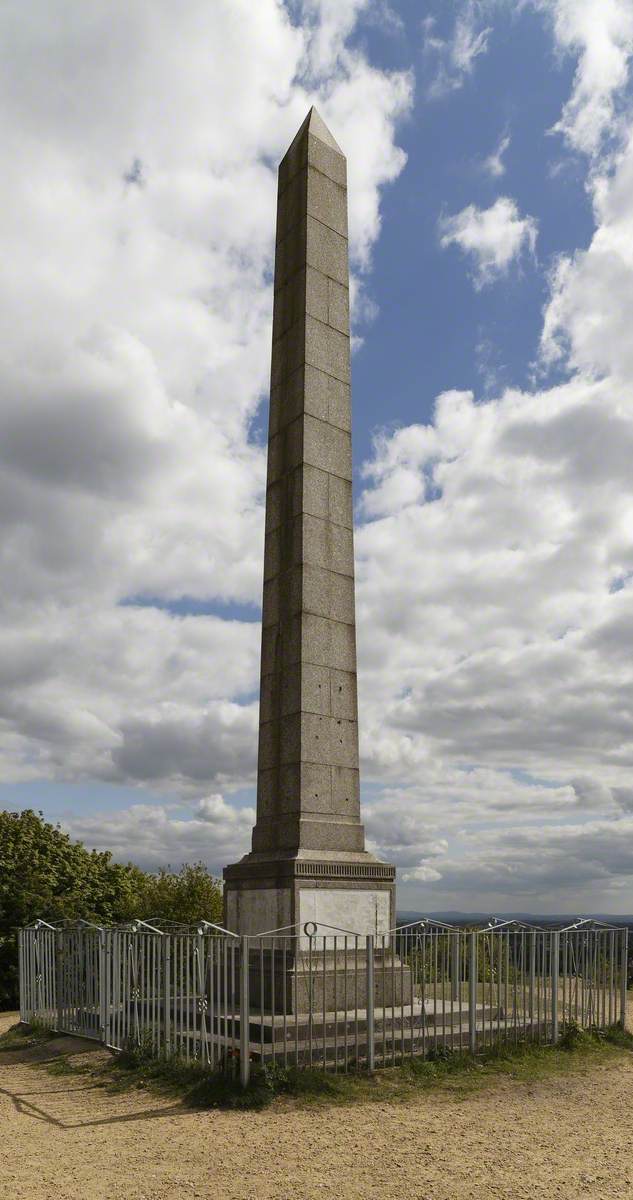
[283, 105, 344, 160]
[304, 105, 344, 154]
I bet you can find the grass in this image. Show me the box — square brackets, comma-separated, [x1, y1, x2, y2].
[0, 1019, 55, 1052]
[29, 1019, 633, 1112]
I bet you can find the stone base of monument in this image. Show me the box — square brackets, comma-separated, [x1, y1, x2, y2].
[247, 947, 413, 1014]
[223, 851, 397, 941]
[240, 1000, 547, 1065]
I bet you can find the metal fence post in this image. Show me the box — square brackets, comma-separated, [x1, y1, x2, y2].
[366, 934, 375, 1071]
[451, 933, 460, 1003]
[55, 929, 63, 1033]
[164, 934, 172, 1056]
[17, 931, 22, 1022]
[468, 932, 477, 1055]
[551, 931, 560, 1043]
[239, 936, 250, 1088]
[98, 928, 107, 1046]
[621, 929, 628, 1030]
[529, 930, 536, 1028]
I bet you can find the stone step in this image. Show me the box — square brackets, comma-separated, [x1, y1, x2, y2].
[248, 1018, 551, 1063]
[243, 1001, 504, 1040]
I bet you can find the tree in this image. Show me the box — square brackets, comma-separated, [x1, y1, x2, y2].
[0, 809, 223, 1009]
[128, 862, 223, 927]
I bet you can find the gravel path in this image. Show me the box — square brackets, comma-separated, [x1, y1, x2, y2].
[1, 1009, 632, 1200]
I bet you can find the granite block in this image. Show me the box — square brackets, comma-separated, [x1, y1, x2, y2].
[271, 318, 305, 387]
[272, 270, 306, 343]
[280, 711, 301, 764]
[295, 817, 365, 853]
[274, 220, 306, 291]
[305, 266, 329, 329]
[260, 624, 279, 675]
[301, 513, 354, 576]
[300, 463, 330, 520]
[331, 766, 361, 816]
[256, 767, 278, 818]
[302, 564, 355, 623]
[276, 168, 306, 241]
[258, 719, 279, 771]
[263, 528, 280, 581]
[300, 663, 333, 716]
[306, 166, 348, 237]
[330, 620, 357, 672]
[306, 133, 347, 188]
[330, 669, 358, 720]
[262, 575, 279, 626]
[300, 712, 331, 764]
[304, 365, 351, 431]
[259, 672, 279, 724]
[264, 478, 283, 533]
[301, 761, 334, 813]
[329, 717, 359, 768]
[327, 278, 349, 336]
[303, 415, 352, 480]
[306, 216, 347, 285]
[279, 763, 301, 812]
[305, 315, 350, 384]
[278, 129, 308, 193]
[300, 613, 356, 670]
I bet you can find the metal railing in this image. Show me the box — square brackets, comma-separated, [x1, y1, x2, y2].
[18, 917, 627, 1087]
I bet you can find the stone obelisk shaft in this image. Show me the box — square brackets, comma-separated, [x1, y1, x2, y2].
[253, 109, 363, 856]
[224, 110, 394, 937]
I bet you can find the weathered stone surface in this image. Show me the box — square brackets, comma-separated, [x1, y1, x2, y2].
[224, 108, 395, 938]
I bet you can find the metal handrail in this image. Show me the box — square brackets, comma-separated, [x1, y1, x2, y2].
[196, 920, 239, 937]
[18, 914, 627, 1090]
[559, 917, 625, 932]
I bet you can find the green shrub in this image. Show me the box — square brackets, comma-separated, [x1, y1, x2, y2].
[0, 809, 222, 1009]
[559, 1019, 588, 1050]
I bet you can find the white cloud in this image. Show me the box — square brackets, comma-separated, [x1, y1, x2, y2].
[439, 197, 538, 287]
[423, 3, 492, 99]
[4, 0, 633, 914]
[406, 817, 633, 908]
[541, 123, 633, 374]
[483, 132, 511, 177]
[65, 796, 255, 875]
[0, 0, 412, 797]
[541, 0, 633, 156]
[353, 14, 633, 905]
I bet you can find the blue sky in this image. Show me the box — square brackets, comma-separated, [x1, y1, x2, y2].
[2, 0, 633, 913]
[242, 4, 595, 446]
[351, 1, 593, 456]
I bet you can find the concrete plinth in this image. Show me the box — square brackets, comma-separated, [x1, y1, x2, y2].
[247, 947, 413, 1015]
[224, 852, 395, 939]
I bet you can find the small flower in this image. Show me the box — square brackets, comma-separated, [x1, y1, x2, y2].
[197, 997, 208, 1013]
[130, 986, 141, 1001]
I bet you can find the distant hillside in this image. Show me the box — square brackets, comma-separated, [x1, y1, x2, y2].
[397, 910, 633, 927]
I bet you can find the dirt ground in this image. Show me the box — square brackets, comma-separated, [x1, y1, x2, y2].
[2, 1009, 633, 1200]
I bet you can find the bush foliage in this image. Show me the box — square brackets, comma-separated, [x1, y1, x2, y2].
[0, 808, 222, 1009]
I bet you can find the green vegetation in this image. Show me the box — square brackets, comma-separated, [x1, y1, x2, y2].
[13, 1018, 631, 1112]
[129, 862, 223, 928]
[0, 1018, 55, 1052]
[0, 809, 222, 1009]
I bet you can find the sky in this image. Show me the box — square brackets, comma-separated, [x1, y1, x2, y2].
[1, 0, 633, 914]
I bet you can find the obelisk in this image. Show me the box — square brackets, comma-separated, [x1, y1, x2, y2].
[224, 108, 395, 938]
